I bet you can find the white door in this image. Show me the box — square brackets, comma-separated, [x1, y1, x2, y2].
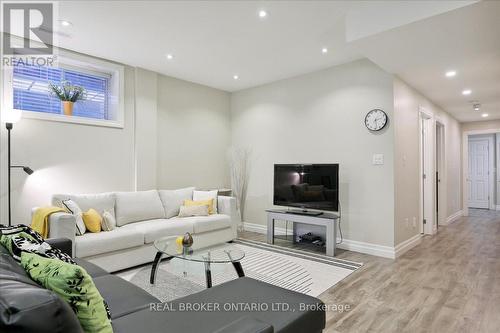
[468, 139, 490, 208]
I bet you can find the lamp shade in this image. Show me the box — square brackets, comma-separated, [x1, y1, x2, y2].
[23, 167, 34, 175]
[2, 109, 22, 124]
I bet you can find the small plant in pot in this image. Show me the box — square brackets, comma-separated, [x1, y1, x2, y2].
[49, 81, 86, 116]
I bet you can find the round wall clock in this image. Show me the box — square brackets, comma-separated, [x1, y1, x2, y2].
[365, 109, 388, 131]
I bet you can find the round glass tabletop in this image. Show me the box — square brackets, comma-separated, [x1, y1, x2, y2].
[153, 236, 245, 263]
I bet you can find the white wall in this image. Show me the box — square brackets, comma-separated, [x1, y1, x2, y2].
[0, 61, 232, 224]
[231, 59, 396, 247]
[468, 134, 496, 206]
[393, 78, 462, 245]
[0, 49, 464, 254]
[462, 122, 500, 206]
[461, 121, 500, 204]
[0, 66, 137, 224]
[156, 75, 231, 190]
[134, 68, 158, 190]
[462, 120, 500, 132]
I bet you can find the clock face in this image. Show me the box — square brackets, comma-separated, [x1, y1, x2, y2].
[365, 109, 388, 131]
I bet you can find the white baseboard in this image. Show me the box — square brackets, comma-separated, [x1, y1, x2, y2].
[442, 210, 463, 225]
[394, 233, 422, 258]
[336, 239, 396, 259]
[243, 222, 397, 259]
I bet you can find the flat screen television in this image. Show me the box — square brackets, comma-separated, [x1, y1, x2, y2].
[274, 164, 339, 212]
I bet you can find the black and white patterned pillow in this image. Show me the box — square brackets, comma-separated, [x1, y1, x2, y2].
[62, 199, 87, 235]
[0, 224, 75, 264]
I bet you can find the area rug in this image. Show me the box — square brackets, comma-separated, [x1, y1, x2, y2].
[116, 239, 362, 302]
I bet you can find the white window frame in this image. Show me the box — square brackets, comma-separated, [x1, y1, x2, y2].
[3, 47, 125, 128]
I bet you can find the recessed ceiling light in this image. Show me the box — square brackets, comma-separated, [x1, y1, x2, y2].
[233, 75, 239, 80]
[462, 89, 472, 95]
[482, 113, 489, 118]
[258, 10, 267, 18]
[166, 54, 174, 60]
[321, 48, 328, 54]
[445, 70, 456, 78]
[60, 20, 72, 27]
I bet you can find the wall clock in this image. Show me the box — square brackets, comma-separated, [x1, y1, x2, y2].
[365, 109, 388, 131]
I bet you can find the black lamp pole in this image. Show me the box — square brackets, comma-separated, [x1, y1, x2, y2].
[7, 122, 12, 226]
[6, 122, 34, 226]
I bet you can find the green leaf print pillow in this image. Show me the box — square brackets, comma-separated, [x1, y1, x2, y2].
[21, 252, 113, 333]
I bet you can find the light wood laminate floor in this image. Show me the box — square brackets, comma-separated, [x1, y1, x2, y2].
[239, 209, 500, 333]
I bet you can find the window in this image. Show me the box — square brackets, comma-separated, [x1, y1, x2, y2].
[3, 49, 124, 128]
[13, 63, 110, 119]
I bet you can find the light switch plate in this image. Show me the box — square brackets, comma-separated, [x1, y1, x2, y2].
[373, 154, 384, 165]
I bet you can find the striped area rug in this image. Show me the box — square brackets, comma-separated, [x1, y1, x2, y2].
[233, 239, 362, 296]
[118, 239, 362, 301]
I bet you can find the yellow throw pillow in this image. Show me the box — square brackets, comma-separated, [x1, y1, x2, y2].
[183, 199, 215, 214]
[82, 209, 102, 233]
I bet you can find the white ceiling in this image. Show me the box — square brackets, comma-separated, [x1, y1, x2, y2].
[54, 1, 499, 122]
[58, 1, 361, 91]
[355, 1, 500, 122]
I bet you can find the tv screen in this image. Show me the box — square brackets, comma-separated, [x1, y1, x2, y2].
[274, 164, 339, 211]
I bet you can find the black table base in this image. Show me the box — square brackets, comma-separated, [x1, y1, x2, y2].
[150, 252, 173, 284]
[150, 251, 245, 288]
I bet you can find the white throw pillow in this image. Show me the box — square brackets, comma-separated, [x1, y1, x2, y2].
[178, 205, 209, 217]
[158, 187, 195, 218]
[193, 190, 218, 214]
[62, 199, 86, 235]
[101, 210, 116, 231]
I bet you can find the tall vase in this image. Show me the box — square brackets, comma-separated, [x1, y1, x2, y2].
[63, 101, 74, 116]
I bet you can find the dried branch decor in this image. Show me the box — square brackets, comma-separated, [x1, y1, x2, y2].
[228, 147, 251, 228]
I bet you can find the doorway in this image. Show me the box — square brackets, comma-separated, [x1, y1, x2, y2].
[436, 121, 446, 228]
[467, 135, 494, 209]
[419, 109, 435, 235]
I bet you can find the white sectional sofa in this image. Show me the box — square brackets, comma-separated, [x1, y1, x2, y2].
[36, 188, 239, 272]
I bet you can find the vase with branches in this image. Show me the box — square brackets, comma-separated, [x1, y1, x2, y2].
[228, 147, 251, 231]
[48, 80, 86, 116]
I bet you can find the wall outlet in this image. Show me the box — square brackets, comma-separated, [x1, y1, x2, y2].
[412, 217, 417, 228]
[372, 154, 384, 165]
[405, 218, 409, 228]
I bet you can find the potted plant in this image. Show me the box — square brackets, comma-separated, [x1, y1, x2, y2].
[48, 81, 86, 116]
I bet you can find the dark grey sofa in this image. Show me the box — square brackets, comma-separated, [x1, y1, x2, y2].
[0, 238, 325, 333]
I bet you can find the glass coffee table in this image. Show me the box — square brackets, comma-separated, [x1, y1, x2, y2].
[150, 236, 245, 288]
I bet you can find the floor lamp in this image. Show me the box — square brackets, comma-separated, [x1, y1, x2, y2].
[3, 110, 34, 226]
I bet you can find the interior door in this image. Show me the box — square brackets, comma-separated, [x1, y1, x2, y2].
[468, 139, 490, 209]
